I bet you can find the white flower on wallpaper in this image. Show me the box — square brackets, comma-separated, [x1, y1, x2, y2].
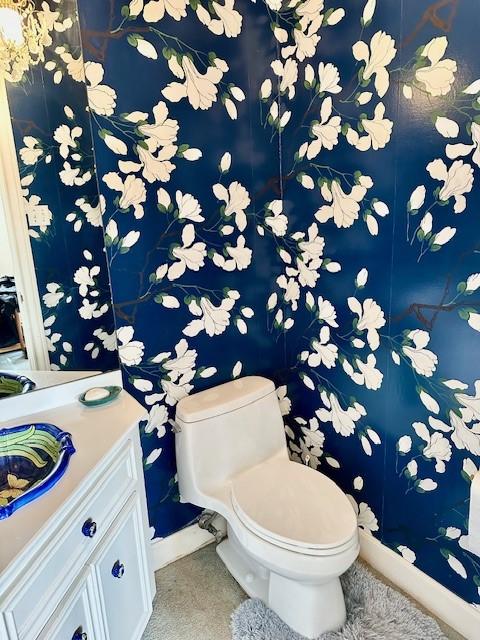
[175, 191, 204, 222]
[54, 124, 82, 159]
[346, 102, 393, 151]
[85, 62, 117, 116]
[352, 31, 396, 98]
[316, 180, 367, 228]
[401, 329, 438, 377]
[183, 294, 237, 337]
[213, 181, 251, 232]
[290, 417, 326, 468]
[446, 122, 480, 167]
[412, 422, 452, 473]
[315, 62, 342, 94]
[212, 235, 252, 272]
[305, 326, 338, 370]
[197, 0, 243, 38]
[103, 173, 147, 218]
[19, 136, 44, 165]
[79, 299, 110, 320]
[344, 354, 383, 391]
[144, 403, 169, 438]
[347, 496, 379, 534]
[415, 37, 457, 97]
[301, 97, 341, 160]
[397, 545, 416, 564]
[455, 381, 480, 421]
[264, 200, 288, 237]
[74, 265, 100, 297]
[138, 101, 179, 151]
[136, 145, 177, 183]
[43, 283, 65, 308]
[146, 338, 217, 407]
[347, 297, 385, 351]
[271, 58, 298, 99]
[162, 55, 226, 111]
[55, 49, 85, 83]
[317, 391, 366, 438]
[426, 159, 474, 214]
[59, 161, 92, 186]
[117, 326, 145, 366]
[168, 224, 207, 280]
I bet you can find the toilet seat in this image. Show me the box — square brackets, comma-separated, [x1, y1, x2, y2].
[231, 459, 357, 556]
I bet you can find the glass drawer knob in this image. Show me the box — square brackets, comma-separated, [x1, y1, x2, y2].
[112, 560, 125, 579]
[82, 519, 97, 538]
[72, 627, 87, 640]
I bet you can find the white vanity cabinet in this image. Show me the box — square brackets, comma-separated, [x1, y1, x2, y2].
[0, 373, 155, 640]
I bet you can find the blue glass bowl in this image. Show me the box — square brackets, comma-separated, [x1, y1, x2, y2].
[0, 372, 36, 398]
[0, 423, 75, 520]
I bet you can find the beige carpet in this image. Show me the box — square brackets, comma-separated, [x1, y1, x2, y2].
[142, 543, 464, 640]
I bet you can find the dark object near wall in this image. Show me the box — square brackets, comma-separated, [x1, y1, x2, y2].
[0, 276, 20, 349]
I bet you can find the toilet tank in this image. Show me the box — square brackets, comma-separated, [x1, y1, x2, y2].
[175, 376, 287, 505]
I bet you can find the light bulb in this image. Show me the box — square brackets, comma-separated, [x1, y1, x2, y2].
[0, 7, 24, 46]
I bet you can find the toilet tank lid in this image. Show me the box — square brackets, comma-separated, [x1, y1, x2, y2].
[176, 376, 275, 423]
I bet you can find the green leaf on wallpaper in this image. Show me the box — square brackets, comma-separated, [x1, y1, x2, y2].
[154, 294, 164, 304]
[162, 47, 172, 60]
[417, 229, 425, 241]
[127, 34, 139, 46]
[473, 575, 480, 586]
[458, 308, 470, 320]
[457, 281, 467, 294]
[121, 5, 130, 17]
[98, 128, 111, 140]
[439, 548, 450, 559]
[438, 527, 446, 536]
[137, 140, 149, 150]
[430, 245, 442, 252]
[189, 0, 199, 10]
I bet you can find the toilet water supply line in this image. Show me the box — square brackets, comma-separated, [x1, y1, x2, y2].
[198, 510, 226, 543]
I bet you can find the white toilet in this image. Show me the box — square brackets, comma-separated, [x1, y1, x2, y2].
[175, 376, 359, 639]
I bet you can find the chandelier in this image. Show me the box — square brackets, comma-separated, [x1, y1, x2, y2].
[0, 0, 48, 82]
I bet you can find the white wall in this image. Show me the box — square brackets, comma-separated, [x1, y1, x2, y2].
[0, 190, 14, 278]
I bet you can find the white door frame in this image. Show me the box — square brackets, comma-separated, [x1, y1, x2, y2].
[0, 78, 50, 371]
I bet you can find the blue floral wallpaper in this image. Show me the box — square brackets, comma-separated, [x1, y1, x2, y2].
[5, 0, 117, 371]
[74, 0, 480, 608]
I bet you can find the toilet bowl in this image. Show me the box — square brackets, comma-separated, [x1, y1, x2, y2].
[175, 376, 359, 639]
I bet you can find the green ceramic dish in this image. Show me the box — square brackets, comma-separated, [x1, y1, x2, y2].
[78, 386, 122, 407]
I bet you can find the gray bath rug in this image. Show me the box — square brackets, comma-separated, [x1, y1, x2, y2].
[231, 562, 448, 640]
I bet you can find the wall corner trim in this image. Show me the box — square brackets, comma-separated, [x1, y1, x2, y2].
[151, 522, 218, 571]
[359, 530, 480, 640]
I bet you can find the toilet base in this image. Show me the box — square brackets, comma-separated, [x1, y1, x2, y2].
[217, 534, 347, 639]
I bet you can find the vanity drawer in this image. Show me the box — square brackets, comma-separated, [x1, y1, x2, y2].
[91, 494, 152, 640]
[36, 569, 102, 640]
[8, 439, 137, 640]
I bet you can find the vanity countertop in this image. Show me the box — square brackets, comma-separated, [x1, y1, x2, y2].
[0, 370, 145, 583]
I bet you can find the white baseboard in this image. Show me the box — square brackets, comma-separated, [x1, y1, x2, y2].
[151, 518, 226, 571]
[359, 530, 480, 640]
